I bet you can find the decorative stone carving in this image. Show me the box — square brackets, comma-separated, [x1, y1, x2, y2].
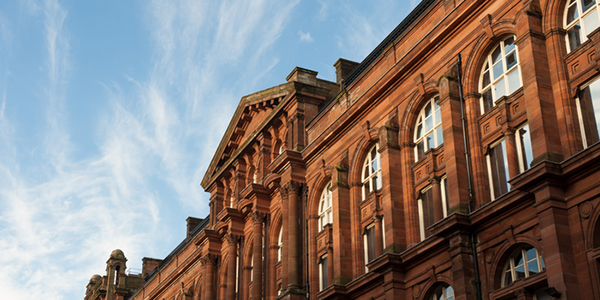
[225, 233, 240, 245]
[200, 254, 219, 266]
[251, 211, 267, 224]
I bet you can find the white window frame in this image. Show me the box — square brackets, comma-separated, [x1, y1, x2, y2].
[414, 95, 443, 161]
[486, 139, 510, 200]
[417, 185, 432, 241]
[479, 36, 522, 114]
[417, 178, 449, 241]
[430, 284, 455, 300]
[318, 254, 328, 291]
[318, 182, 333, 231]
[277, 227, 283, 263]
[565, 0, 600, 53]
[576, 77, 600, 148]
[501, 246, 545, 287]
[361, 144, 382, 200]
[363, 224, 376, 271]
[515, 124, 533, 173]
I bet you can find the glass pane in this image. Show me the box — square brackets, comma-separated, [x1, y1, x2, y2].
[526, 247, 537, 260]
[424, 102, 432, 117]
[507, 69, 521, 94]
[583, 9, 600, 36]
[515, 263, 526, 279]
[370, 147, 377, 161]
[514, 251, 524, 267]
[372, 156, 378, 173]
[504, 36, 516, 53]
[493, 80, 506, 100]
[579, 79, 600, 145]
[435, 106, 442, 126]
[493, 61, 504, 80]
[426, 132, 434, 150]
[364, 181, 370, 195]
[567, 23, 583, 52]
[567, 4, 579, 24]
[425, 115, 433, 131]
[363, 164, 370, 179]
[416, 123, 423, 139]
[436, 126, 444, 147]
[372, 175, 379, 191]
[519, 125, 534, 170]
[491, 45, 502, 64]
[434, 97, 440, 110]
[482, 89, 494, 112]
[489, 140, 509, 197]
[417, 141, 425, 159]
[504, 270, 513, 286]
[590, 79, 600, 144]
[376, 172, 382, 190]
[528, 260, 540, 274]
[506, 51, 517, 70]
[583, 0, 596, 13]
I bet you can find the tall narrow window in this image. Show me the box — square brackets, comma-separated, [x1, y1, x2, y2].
[502, 246, 545, 287]
[318, 182, 333, 231]
[414, 95, 443, 161]
[487, 139, 510, 199]
[577, 78, 600, 148]
[362, 144, 382, 200]
[516, 124, 534, 172]
[417, 177, 449, 241]
[565, 0, 600, 52]
[418, 187, 435, 241]
[318, 255, 328, 291]
[479, 36, 522, 113]
[277, 227, 283, 262]
[363, 224, 376, 269]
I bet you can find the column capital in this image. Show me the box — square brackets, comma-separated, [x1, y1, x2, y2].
[225, 233, 241, 245]
[251, 211, 267, 224]
[200, 254, 219, 266]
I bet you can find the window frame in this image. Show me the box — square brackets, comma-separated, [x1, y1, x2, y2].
[361, 144, 382, 200]
[417, 176, 449, 241]
[564, 0, 600, 53]
[501, 246, 545, 287]
[414, 95, 443, 161]
[363, 224, 376, 271]
[576, 76, 600, 148]
[318, 254, 328, 291]
[515, 124, 534, 172]
[479, 36, 522, 114]
[277, 227, 283, 263]
[486, 138, 510, 200]
[430, 284, 455, 300]
[318, 182, 333, 231]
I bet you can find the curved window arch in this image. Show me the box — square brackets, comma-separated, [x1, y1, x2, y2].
[429, 284, 454, 300]
[361, 144, 382, 200]
[414, 95, 443, 161]
[479, 36, 522, 113]
[501, 245, 545, 287]
[565, 0, 600, 52]
[318, 182, 333, 231]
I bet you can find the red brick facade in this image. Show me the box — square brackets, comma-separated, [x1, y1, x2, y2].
[87, 0, 600, 299]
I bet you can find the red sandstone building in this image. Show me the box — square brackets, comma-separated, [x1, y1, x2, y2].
[85, 0, 600, 299]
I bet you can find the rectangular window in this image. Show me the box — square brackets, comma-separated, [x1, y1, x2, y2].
[319, 255, 328, 291]
[516, 124, 533, 172]
[487, 140, 510, 199]
[418, 187, 434, 241]
[363, 225, 376, 270]
[441, 176, 449, 217]
[577, 78, 600, 148]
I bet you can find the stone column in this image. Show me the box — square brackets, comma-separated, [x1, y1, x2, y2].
[505, 129, 519, 179]
[251, 212, 266, 300]
[285, 181, 302, 289]
[373, 216, 383, 257]
[200, 254, 218, 300]
[225, 234, 240, 300]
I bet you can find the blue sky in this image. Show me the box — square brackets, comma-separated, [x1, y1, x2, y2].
[0, 0, 415, 298]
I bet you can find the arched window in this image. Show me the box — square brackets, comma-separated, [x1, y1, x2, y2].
[565, 0, 600, 52]
[414, 95, 443, 161]
[362, 144, 382, 200]
[430, 284, 454, 300]
[576, 77, 600, 148]
[479, 36, 522, 113]
[502, 246, 545, 287]
[318, 182, 333, 231]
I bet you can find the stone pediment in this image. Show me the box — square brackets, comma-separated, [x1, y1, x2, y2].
[201, 83, 293, 188]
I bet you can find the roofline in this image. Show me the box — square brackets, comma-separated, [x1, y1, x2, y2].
[307, 0, 437, 127]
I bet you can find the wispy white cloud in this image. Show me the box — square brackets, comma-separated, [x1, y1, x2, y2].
[299, 30, 314, 43]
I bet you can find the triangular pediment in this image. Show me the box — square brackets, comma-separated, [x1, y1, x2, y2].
[201, 82, 294, 188]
